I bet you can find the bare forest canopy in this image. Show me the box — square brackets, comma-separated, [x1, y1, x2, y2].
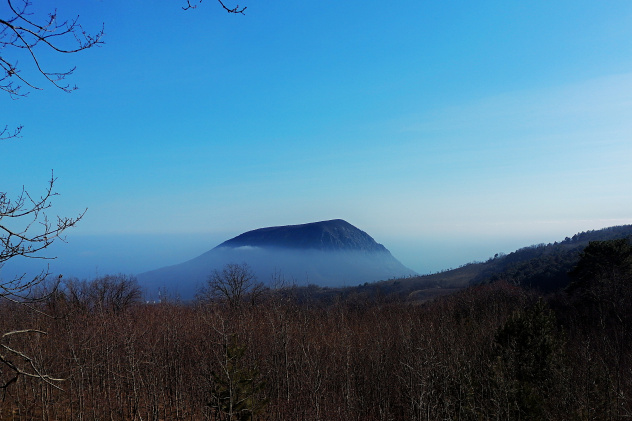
[1, 234, 632, 419]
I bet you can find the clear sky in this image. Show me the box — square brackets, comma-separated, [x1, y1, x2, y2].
[2, 0, 632, 276]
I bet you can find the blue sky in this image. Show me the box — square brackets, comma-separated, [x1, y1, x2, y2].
[2, 0, 632, 276]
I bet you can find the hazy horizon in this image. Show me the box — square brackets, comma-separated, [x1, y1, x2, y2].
[3, 219, 630, 284]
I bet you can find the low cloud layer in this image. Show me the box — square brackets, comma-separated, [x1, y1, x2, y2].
[137, 246, 417, 301]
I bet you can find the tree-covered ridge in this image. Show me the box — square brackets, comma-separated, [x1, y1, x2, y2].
[474, 224, 632, 292]
[347, 224, 632, 300]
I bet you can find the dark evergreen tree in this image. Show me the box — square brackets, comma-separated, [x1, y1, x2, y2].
[208, 335, 267, 421]
[568, 239, 632, 331]
[494, 300, 562, 419]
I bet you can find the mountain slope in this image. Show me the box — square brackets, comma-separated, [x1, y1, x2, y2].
[137, 220, 416, 300]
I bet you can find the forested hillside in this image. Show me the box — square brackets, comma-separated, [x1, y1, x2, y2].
[1, 236, 631, 420]
[346, 224, 632, 301]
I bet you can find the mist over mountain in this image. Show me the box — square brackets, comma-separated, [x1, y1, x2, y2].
[137, 220, 416, 300]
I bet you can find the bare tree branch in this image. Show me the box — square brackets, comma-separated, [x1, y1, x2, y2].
[0, 329, 64, 391]
[1, 0, 104, 139]
[0, 171, 85, 302]
[0, 124, 21, 140]
[183, 0, 246, 14]
[0, 0, 104, 94]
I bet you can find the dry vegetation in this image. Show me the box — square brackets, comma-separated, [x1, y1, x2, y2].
[1, 240, 631, 421]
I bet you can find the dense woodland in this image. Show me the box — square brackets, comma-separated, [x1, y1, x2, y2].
[1, 238, 631, 420]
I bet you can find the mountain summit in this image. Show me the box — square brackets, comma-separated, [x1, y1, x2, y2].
[219, 219, 388, 252]
[137, 219, 416, 300]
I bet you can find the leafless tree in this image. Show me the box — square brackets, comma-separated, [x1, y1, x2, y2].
[0, 0, 101, 397]
[0, 174, 84, 396]
[201, 263, 266, 308]
[61, 274, 142, 314]
[1, 174, 85, 301]
[1, 0, 96, 291]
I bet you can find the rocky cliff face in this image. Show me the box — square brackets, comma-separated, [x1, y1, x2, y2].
[137, 220, 416, 300]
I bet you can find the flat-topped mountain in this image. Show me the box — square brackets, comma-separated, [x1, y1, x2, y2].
[219, 219, 388, 252]
[137, 220, 416, 300]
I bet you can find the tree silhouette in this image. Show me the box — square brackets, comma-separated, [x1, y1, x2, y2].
[202, 263, 265, 308]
